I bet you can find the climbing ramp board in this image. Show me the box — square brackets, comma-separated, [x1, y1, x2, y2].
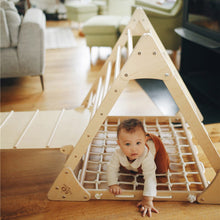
[1, 8, 219, 204]
[0, 108, 90, 149]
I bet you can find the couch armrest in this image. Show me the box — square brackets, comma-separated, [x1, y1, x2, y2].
[18, 8, 46, 76]
[0, 8, 10, 48]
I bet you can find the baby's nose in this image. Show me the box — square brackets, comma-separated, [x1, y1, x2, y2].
[131, 145, 137, 151]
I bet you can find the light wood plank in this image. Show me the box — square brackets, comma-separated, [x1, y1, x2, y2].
[49, 108, 91, 148]
[0, 111, 36, 149]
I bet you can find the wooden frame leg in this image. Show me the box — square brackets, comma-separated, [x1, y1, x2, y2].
[48, 167, 90, 201]
[197, 170, 220, 204]
[40, 75, 44, 91]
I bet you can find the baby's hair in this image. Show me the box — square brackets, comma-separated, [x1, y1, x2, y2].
[117, 118, 146, 138]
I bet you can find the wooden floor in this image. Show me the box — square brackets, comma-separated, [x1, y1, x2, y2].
[1, 21, 220, 219]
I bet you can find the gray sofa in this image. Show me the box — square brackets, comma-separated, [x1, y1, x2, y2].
[0, 0, 46, 90]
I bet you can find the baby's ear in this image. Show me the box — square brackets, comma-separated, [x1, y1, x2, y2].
[145, 135, 148, 141]
[117, 140, 120, 146]
[145, 133, 151, 142]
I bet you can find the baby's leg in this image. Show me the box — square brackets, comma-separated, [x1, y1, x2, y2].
[155, 145, 170, 174]
[148, 133, 170, 173]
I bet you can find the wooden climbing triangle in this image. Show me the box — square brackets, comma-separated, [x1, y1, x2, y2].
[1, 8, 219, 204]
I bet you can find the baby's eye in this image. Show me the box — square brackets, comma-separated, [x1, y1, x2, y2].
[137, 142, 141, 145]
[125, 143, 130, 146]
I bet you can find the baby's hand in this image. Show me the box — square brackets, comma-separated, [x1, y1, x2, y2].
[137, 196, 159, 217]
[109, 184, 122, 195]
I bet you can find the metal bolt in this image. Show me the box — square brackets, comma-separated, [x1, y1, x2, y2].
[153, 51, 156, 55]
[138, 51, 141, 55]
[165, 73, 169, 77]
[124, 73, 128, 77]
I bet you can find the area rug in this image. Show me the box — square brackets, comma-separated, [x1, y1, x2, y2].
[45, 27, 77, 49]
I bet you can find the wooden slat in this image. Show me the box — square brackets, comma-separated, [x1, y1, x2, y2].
[127, 28, 133, 56]
[103, 61, 112, 99]
[0, 111, 36, 149]
[49, 108, 91, 148]
[114, 46, 121, 79]
[87, 92, 94, 109]
[92, 77, 103, 117]
[0, 111, 14, 128]
[47, 109, 65, 147]
[16, 110, 61, 149]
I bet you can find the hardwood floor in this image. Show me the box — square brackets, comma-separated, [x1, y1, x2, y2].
[1, 20, 220, 220]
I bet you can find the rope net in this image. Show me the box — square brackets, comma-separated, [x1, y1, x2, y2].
[78, 116, 206, 199]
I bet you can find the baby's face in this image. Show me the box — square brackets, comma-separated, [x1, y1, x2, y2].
[117, 127, 146, 161]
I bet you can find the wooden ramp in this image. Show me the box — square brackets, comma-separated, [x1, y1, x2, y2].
[1, 8, 219, 204]
[0, 108, 90, 149]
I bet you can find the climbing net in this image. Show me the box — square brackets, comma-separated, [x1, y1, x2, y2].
[78, 116, 207, 201]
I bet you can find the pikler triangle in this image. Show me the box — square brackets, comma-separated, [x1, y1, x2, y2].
[0, 7, 219, 204]
[47, 8, 220, 204]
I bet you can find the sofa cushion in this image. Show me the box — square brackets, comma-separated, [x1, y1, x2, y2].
[65, 2, 98, 13]
[83, 15, 122, 34]
[0, 0, 21, 47]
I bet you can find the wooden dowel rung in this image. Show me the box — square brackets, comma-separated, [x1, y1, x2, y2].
[47, 109, 65, 147]
[114, 46, 121, 79]
[98, 87, 104, 108]
[127, 28, 133, 56]
[87, 92, 94, 108]
[14, 110, 39, 148]
[92, 77, 102, 116]
[0, 110, 14, 129]
[103, 61, 112, 98]
[80, 143, 92, 185]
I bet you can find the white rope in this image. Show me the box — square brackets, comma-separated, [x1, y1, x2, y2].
[81, 117, 204, 196]
[180, 115, 208, 188]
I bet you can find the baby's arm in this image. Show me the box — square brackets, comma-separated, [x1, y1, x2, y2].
[140, 154, 158, 217]
[137, 196, 159, 217]
[107, 150, 121, 194]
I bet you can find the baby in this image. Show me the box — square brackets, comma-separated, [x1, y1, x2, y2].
[107, 118, 169, 217]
